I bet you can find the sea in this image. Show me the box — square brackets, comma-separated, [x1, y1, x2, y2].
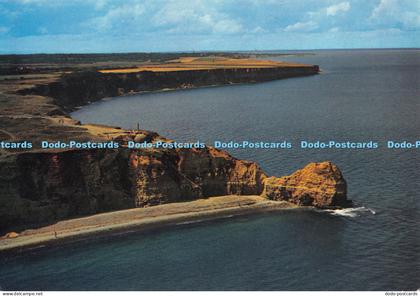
[0, 49, 418, 290]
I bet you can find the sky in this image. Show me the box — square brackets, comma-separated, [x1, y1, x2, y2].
[0, 0, 419, 53]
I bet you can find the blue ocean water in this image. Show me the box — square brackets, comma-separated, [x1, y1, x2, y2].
[1, 49, 419, 290]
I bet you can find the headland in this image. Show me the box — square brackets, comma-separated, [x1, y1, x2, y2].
[0, 53, 349, 249]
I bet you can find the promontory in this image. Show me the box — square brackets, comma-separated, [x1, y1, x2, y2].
[0, 53, 350, 250]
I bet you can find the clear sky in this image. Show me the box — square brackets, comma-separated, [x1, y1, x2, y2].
[0, 0, 419, 53]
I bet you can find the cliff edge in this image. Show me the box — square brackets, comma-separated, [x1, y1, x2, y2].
[0, 61, 350, 234]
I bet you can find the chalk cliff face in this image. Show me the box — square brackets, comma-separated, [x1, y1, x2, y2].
[262, 161, 349, 208]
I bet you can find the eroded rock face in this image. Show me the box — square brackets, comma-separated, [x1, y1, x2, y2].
[0, 143, 268, 232]
[131, 146, 267, 206]
[21, 68, 319, 111]
[262, 161, 350, 208]
[0, 141, 350, 233]
[0, 149, 134, 232]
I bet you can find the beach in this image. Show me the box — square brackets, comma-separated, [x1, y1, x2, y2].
[0, 195, 296, 253]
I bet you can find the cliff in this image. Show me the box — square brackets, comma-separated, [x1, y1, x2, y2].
[21, 65, 319, 111]
[0, 130, 268, 232]
[0, 63, 351, 234]
[0, 141, 348, 233]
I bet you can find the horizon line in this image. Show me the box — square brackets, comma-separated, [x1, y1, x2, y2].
[0, 47, 419, 56]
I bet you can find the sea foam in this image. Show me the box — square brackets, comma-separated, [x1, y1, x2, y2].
[323, 207, 376, 217]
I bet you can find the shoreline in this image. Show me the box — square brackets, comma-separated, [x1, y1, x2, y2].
[0, 195, 298, 254]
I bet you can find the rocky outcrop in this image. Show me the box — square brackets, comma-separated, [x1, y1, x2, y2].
[262, 161, 350, 208]
[2, 232, 19, 239]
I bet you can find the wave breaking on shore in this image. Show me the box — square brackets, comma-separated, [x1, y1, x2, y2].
[323, 206, 376, 217]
